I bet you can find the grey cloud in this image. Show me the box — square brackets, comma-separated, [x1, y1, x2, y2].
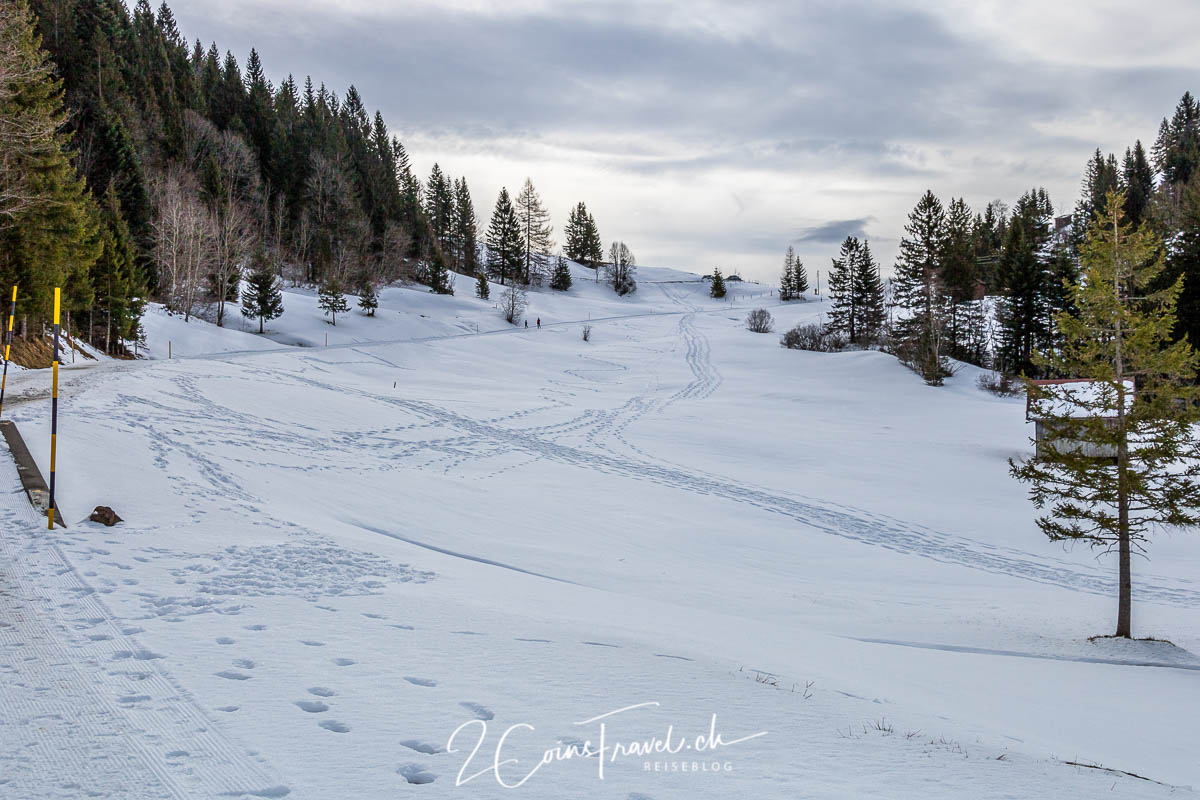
[794, 218, 876, 244]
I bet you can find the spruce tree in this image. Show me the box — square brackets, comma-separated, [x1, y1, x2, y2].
[892, 191, 946, 379]
[710, 267, 726, 298]
[357, 280, 378, 316]
[92, 185, 143, 352]
[780, 247, 797, 301]
[1011, 190, 1200, 639]
[996, 189, 1055, 376]
[453, 177, 478, 275]
[318, 276, 349, 325]
[475, 271, 489, 300]
[792, 254, 809, 295]
[486, 188, 522, 286]
[826, 237, 858, 343]
[240, 248, 284, 333]
[426, 244, 453, 295]
[0, 0, 100, 323]
[853, 240, 885, 343]
[550, 254, 572, 291]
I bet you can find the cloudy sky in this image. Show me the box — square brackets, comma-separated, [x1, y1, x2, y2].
[163, 0, 1200, 283]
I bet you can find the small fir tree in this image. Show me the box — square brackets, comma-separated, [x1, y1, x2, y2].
[240, 249, 284, 333]
[550, 254, 572, 291]
[1011, 190, 1200, 639]
[358, 281, 378, 316]
[710, 267, 726, 298]
[318, 277, 350, 325]
[475, 271, 490, 300]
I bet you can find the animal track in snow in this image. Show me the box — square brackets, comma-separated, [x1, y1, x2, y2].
[397, 763, 436, 784]
[216, 637, 235, 645]
[403, 676, 436, 687]
[400, 740, 444, 755]
[333, 658, 356, 666]
[294, 700, 329, 713]
[307, 687, 335, 697]
[216, 670, 251, 681]
[459, 702, 494, 721]
[244, 624, 267, 631]
[232, 658, 256, 669]
[318, 720, 350, 733]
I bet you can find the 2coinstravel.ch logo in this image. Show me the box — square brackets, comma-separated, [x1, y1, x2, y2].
[446, 701, 767, 789]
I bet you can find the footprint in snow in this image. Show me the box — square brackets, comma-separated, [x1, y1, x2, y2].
[294, 700, 329, 713]
[403, 676, 437, 687]
[400, 740, 444, 755]
[397, 764, 436, 785]
[318, 720, 350, 733]
[388, 624, 414, 631]
[459, 702, 494, 721]
[362, 613, 385, 619]
[217, 706, 239, 712]
[244, 624, 267, 631]
[232, 658, 256, 669]
[300, 640, 325, 647]
[333, 658, 355, 667]
[215, 671, 251, 681]
[216, 637, 235, 645]
[308, 687, 335, 697]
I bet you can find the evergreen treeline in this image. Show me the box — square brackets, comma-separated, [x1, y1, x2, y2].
[794, 91, 1200, 386]
[0, 0, 626, 358]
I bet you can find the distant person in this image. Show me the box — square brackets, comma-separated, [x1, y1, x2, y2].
[524, 319, 528, 328]
[537, 318, 541, 329]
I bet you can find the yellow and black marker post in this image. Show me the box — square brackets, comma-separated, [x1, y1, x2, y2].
[0, 285, 15, 419]
[48, 287, 60, 530]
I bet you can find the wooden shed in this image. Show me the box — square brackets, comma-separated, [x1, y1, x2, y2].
[1025, 378, 1131, 463]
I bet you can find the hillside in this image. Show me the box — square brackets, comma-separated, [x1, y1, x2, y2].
[1, 268, 1197, 799]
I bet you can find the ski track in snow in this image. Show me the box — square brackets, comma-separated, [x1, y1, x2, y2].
[0, 461, 290, 800]
[54, 296, 1200, 610]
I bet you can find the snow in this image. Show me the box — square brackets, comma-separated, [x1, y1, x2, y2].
[1, 267, 1197, 799]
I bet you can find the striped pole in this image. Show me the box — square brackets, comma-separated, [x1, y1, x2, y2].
[48, 288, 60, 530]
[0, 286, 15, 418]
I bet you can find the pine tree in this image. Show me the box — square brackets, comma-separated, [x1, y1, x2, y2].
[240, 247, 283, 333]
[564, 202, 586, 262]
[1164, 178, 1200, 349]
[515, 177, 553, 285]
[486, 188, 522, 286]
[318, 276, 349, 324]
[892, 191, 948, 382]
[92, 185, 143, 352]
[475, 271, 489, 300]
[0, 0, 100, 323]
[1011, 189, 1200, 639]
[853, 240, 885, 343]
[825, 235, 864, 340]
[453, 177, 477, 275]
[550, 254, 572, 291]
[780, 247, 797, 300]
[426, 243, 453, 295]
[792, 254, 809, 295]
[710, 267, 726, 298]
[357, 280, 378, 316]
[940, 197, 979, 360]
[996, 189, 1055, 376]
[1122, 141, 1153, 228]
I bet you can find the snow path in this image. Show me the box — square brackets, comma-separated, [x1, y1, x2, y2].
[220, 348, 1200, 610]
[0, 460, 291, 799]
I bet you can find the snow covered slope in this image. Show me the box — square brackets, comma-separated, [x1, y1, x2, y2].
[1, 270, 1197, 799]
